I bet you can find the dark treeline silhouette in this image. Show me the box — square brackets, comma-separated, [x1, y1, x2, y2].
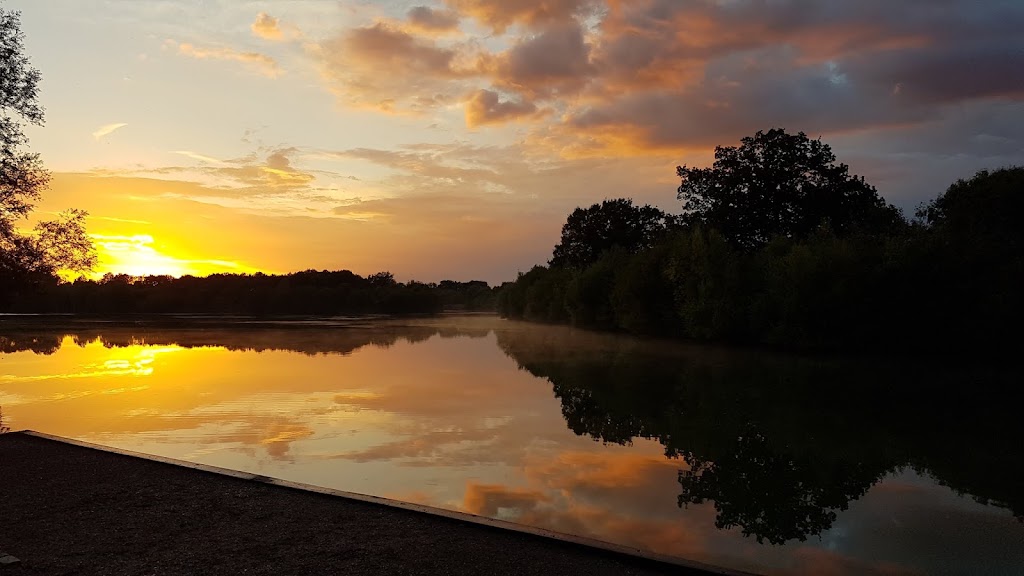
[3, 270, 498, 315]
[494, 324, 1023, 545]
[0, 317, 493, 357]
[498, 129, 1024, 352]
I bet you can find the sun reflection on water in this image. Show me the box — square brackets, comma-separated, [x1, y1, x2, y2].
[0, 319, 1021, 576]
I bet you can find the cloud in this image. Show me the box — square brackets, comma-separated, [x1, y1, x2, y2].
[406, 6, 462, 35]
[172, 150, 227, 165]
[465, 89, 542, 127]
[175, 41, 282, 78]
[445, 0, 600, 33]
[163, 147, 318, 191]
[306, 0, 1023, 184]
[553, 0, 1024, 154]
[251, 12, 283, 40]
[314, 22, 485, 112]
[260, 422, 315, 460]
[492, 20, 595, 99]
[462, 483, 551, 517]
[92, 123, 128, 141]
[251, 12, 302, 42]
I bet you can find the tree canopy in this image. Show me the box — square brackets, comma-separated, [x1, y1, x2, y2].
[676, 128, 903, 250]
[0, 8, 95, 303]
[550, 198, 678, 268]
[917, 166, 1023, 257]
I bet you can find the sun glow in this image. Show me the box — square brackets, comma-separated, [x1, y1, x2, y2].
[91, 233, 261, 278]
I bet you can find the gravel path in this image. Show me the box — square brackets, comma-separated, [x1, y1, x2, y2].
[0, 432, 726, 576]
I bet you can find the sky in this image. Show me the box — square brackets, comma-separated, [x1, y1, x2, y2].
[7, 0, 1024, 283]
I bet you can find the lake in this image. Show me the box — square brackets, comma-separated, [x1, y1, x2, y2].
[1, 314, 1021, 575]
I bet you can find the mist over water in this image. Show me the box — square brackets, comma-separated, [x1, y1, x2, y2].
[1, 315, 1021, 576]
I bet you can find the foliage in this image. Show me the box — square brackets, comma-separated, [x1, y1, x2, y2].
[911, 167, 1024, 346]
[550, 198, 678, 268]
[916, 167, 1023, 252]
[0, 8, 95, 303]
[435, 279, 497, 311]
[503, 218, 995, 351]
[496, 266, 571, 323]
[501, 126, 1021, 353]
[5, 270, 499, 315]
[676, 128, 903, 250]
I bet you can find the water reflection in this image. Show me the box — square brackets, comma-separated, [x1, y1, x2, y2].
[494, 326, 1024, 545]
[1, 316, 1022, 575]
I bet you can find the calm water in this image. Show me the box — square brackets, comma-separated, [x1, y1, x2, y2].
[1, 315, 1021, 575]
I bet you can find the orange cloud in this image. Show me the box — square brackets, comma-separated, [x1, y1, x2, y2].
[315, 22, 484, 113]
[465, 89, 543, 127]
[491, 21, 595, 100]
[137, 147, 318, 194]
[251, 12, 283, 41]
[405, 6, 462, 36]
[446, 0, 599, 33]
[175, 41, 281, 78]
[260, 422, 315, 460]
[251, 12, 302, 42]
[215, 148, 316, 189]
[277, 0, 1024, 170]
[463, 483, 550, 517]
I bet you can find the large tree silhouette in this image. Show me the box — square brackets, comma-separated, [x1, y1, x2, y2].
[550, 198, 677, 268]
[911, 166, 1024, 345]
[916, 167, 1023, 259]
[0, 8, 95, 305]
[677, 129, 903, 250]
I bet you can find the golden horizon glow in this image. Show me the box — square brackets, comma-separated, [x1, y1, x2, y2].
[8, 0, 1020, 284]
[90, 233, 264, 278]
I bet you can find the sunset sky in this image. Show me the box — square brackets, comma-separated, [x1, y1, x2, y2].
[9, 0, 1024, 283]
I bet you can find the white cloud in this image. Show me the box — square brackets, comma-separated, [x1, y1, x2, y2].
[92, 123, 128, 141]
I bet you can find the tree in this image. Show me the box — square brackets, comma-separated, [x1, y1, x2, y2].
[0, 8, 95, 305]
[914, 167, 1024, 346]
[916, 166, 1023, 258]
[367, 271, 396, 287]
[1, 8, 47, 236]
[550, 198, 678, 268]
[677, 129, 903, 250]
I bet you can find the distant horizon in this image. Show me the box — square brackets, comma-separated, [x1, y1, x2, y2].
[69, 266, 508, 287]
[9, 0, 1022, 283]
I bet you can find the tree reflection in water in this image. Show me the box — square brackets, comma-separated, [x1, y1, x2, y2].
[494, 326, 1023, 545]
[2, 317, 1020, 547]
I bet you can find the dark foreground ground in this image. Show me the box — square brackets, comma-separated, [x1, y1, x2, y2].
[0, 433, 729, 576]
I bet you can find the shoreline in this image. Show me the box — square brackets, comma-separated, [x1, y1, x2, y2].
[0, 431, 752, 576]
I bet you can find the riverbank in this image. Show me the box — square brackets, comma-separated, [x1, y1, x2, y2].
[0, 432, 740, 576]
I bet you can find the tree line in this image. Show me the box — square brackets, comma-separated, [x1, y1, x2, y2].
[499, 129, 1023, 353]
[4, 271, 498, 315]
